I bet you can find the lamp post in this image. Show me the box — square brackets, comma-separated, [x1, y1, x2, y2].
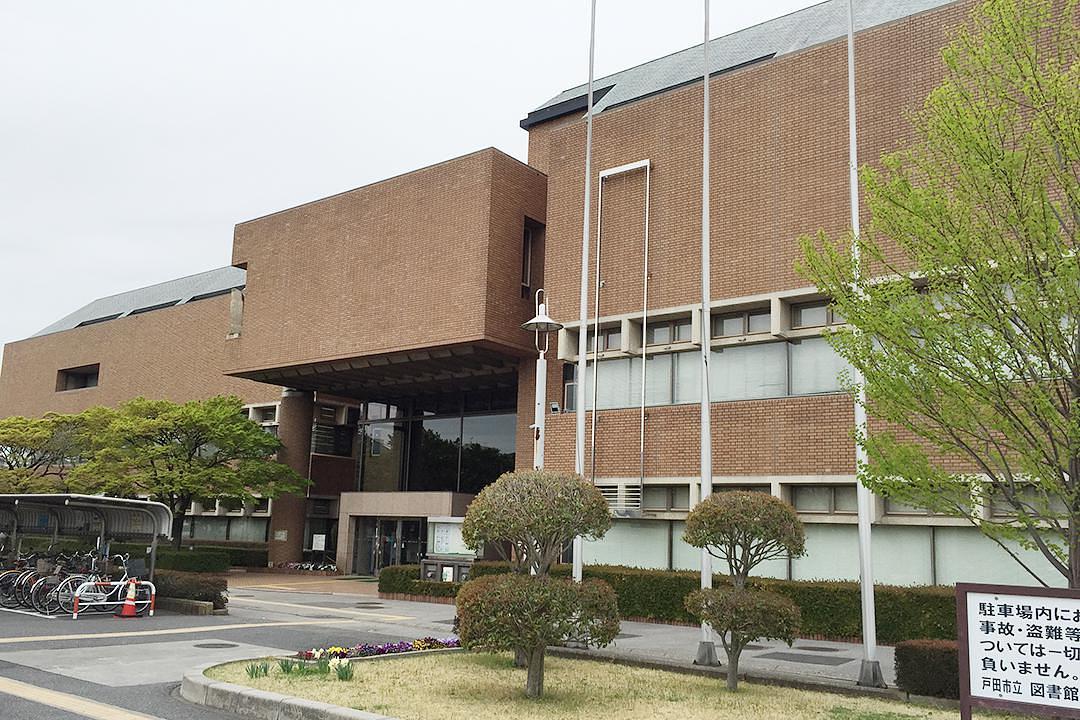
[522, 289, 563, 471]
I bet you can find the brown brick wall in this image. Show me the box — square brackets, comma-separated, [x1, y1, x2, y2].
[524, 2, 971, 480]
[0, 295, 279, 418]
[540, 392, 856, 477]
[532, 1, 968, 316]
[227, 147, 546, 376]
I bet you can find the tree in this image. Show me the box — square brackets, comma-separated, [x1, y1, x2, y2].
[458, 469, 617, 698]
[461, 469, 612, 574]
[683, 491, 805, 690]
[456, 573, 619, 699]
[72, 396, 307, 547]
[800, 0, 1080, 586]
[0, 414, 86, 493]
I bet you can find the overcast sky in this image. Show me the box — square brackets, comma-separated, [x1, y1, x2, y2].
[0, 0, 817, 349]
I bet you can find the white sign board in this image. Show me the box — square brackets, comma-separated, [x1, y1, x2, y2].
[960, 584, 1080, 718]
[312, 534, 326, 552]
[431, 520, 471, 556]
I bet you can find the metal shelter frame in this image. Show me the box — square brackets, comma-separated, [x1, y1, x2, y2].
[0, 494, 172, 579]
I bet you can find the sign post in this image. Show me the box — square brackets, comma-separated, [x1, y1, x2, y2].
[957, 582, 1080, 719]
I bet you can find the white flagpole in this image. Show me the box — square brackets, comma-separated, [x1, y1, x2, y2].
[573, 0, 598, 584]
[694, 0, 718, 668]
[846, 0, 884, 688]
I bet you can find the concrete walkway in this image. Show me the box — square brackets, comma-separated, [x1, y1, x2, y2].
[574, 619, 896, 689]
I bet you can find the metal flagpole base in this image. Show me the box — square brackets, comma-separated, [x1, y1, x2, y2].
[856, 659, 886, 688]
[694, 640, 719, 666]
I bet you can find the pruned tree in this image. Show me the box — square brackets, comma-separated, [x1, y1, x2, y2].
[458, 469, 617, 697]
[0, 414, 86, 493]
[800, 0, 1080, 586]
[683, 491, 805, 690]
[72, 396, 307, 548]
[456, 573, 619, 699]
[685, 587, 800, 691]
[461, 469, 612, 574]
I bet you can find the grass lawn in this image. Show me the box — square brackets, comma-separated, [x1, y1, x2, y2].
[208, 652, 959, 720]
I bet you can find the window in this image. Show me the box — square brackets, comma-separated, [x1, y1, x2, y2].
[990, 486, 1068, 517]
[251, 497, 271, 514]
[712, 309, 771, 338]
[56, 364, 99, 391]
[646, 319, 692, 346]
[563, 363, 578, 412]
[789, 336, 851, 395]
[312, 405, 354, 456]
[791, 300, 843, 329]
[219, 497, 244, 514]
[884, 498, 933, 515]
[642, 485, 691, 511]
[792, 485, 857, 514]
[521, 226, 533, 299]
[251, 406, 277, 424]
[585, 326, 622, 353]
[710, 342, 787, 400]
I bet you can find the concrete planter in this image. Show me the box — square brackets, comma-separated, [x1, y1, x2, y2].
[183, 650, 461, 720]
[157, 596, 227, 616]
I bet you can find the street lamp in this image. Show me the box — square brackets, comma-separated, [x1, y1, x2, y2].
[522, 289, 563, 470]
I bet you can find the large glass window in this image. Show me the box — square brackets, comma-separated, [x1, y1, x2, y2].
[408, 417, 461, 492]
[460, 414, 517, 494]
[790, 336, 850, 395]
[710, 342, 787, 400]
[564, 336, 850, 412]
[357, 409, 515, 496]
[360, 421, 407, 492]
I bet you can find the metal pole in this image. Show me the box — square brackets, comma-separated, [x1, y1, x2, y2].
[694, 0, 718, 668]
[573, 0, 598, 584]
[846, 0, 885, 688]
[533, 291, 549, 471]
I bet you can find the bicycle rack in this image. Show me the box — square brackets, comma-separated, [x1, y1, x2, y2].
[72, 579, 156, 620]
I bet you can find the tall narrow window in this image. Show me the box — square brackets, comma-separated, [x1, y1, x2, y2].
[521, 226, 533, 298]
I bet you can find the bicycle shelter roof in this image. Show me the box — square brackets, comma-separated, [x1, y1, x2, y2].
[0, 494, 172, 542]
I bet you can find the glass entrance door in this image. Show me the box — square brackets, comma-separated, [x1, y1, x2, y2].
[352, 516, 427, 575]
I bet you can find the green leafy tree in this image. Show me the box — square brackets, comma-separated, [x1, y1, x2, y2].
[683, 491, 805, 690]
[72, 396, 307, 548]
[800, 0, 1080, 586]
[458, 469, 616, 698]
[0, 414, 86, 493]
[461, 469, 612, 574]
[456, 573, 619, 699]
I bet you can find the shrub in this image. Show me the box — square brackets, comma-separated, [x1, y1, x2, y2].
[154, 548, 230, 573]
[894, 639, 959, 699]
[457, 574, 619, 698]
[153, 569, 227, 609]
[377, 565, 460, 597]
[686, 588, 801, 690]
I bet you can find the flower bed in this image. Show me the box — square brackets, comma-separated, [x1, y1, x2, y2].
[298, 637, 460, 661]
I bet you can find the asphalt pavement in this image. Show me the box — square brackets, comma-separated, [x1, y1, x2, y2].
[0, 574, 442, 720]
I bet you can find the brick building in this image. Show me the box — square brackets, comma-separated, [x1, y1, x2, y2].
[0, 0, 1060, 584]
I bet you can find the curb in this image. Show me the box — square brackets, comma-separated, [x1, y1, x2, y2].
[181, 663, 398, 720]
[156, 597, 220, 616]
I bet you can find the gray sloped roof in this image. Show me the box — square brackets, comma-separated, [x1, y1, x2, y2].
[522, 0, 958, 128]
[32, 266, 245, 338]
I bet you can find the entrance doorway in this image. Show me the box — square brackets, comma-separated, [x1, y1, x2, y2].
[352, 516, 426, 576]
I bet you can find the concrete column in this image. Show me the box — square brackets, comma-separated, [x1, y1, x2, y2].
[268, 388, 312, 565]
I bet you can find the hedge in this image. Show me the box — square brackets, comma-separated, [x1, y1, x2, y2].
[113, 543, 266, 570]
[153, 548, 230, 573]
[153, 570, 228, 610]
[381, 562, 957, 644]
[895, 639, 959, 698]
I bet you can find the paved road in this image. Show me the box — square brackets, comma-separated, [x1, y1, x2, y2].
[0, 575, 456, 719]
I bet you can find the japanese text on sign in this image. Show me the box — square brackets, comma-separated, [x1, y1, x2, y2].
[967, 590, 1080, 711]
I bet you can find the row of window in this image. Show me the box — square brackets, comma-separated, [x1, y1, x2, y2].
[582, 300, 844, 356]
[564, 336, 851, 411]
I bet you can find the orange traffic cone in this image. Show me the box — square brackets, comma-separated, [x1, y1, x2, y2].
[115, 579, 139, 618]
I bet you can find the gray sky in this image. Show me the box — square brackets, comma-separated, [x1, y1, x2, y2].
[0, 0, 816, 349]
